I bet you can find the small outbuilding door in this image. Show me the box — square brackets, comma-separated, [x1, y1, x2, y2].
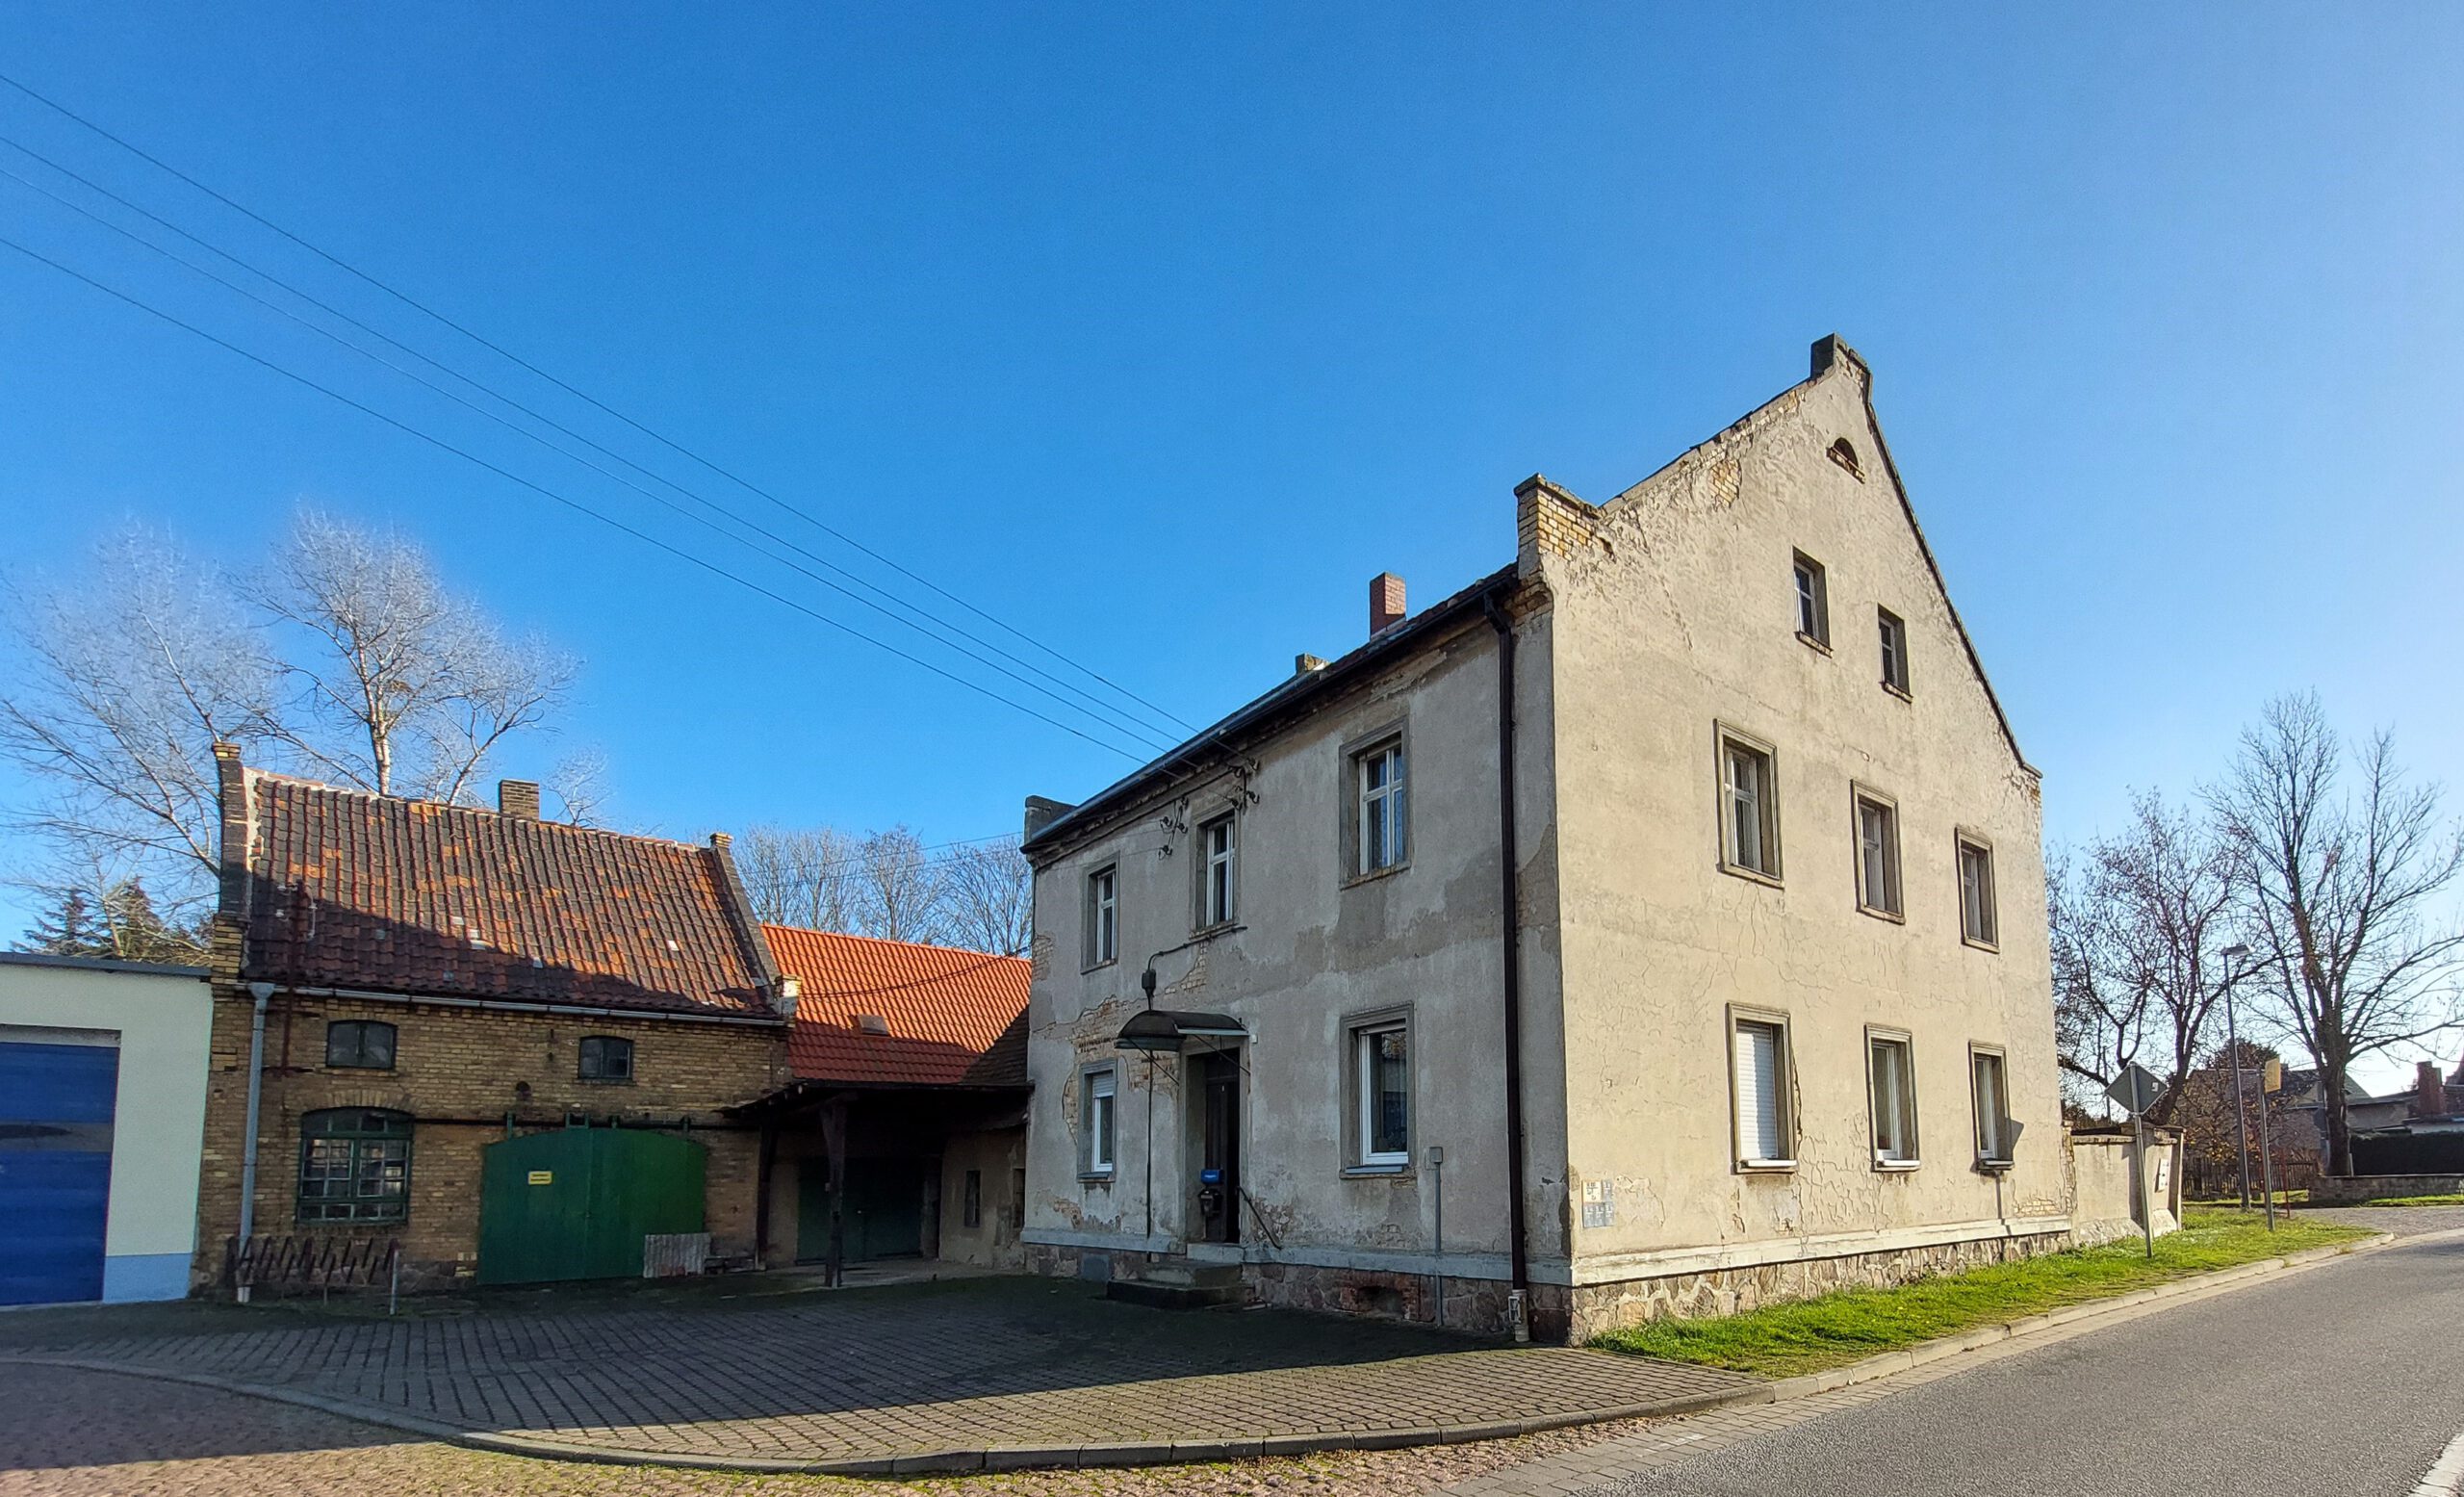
[477, 1126, 706, 1285]
[0, 1038, 118, 1306]
[795, 1156, 929, 1263]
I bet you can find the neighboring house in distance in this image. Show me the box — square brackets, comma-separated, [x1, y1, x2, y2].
[1018, 337, 2071, 1342]
[0, 953, 213, 1305]
[744, 925, 1030, 1274]
[193, 747, 794, 1292]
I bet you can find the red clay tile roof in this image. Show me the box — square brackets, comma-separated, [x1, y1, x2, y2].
[765, 924, 1030, 1089]
[241, 769, 780, 1019]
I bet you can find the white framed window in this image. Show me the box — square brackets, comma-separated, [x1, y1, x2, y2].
[1868, 1029, 1919, 1167]
[1350, 1017, 1411, 1167]
[1958, 835, 1999, 949]
[1971, 1045, 2012, 1167]
[1355, 737, 1408, 874]
[1730, 1010, 1793, 1169]
[1085, 864, 1118, 968]
[1878, 607, 1912, 696]
[1854, 787, 1903, 918]
[1199, 814, 1236, 927]
[1082, 1067, 1117, 1176]
[1717, 725, 1781, 881]
[1792, 551, 1830, 647]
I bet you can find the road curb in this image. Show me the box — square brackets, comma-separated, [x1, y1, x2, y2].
[0, 1352, 1771, 1476]
[11, 1226, 2449, 1477]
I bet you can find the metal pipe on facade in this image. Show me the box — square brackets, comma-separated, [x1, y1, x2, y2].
[236, 980, 274, 1303]
[1482, 591, 1531, 1341]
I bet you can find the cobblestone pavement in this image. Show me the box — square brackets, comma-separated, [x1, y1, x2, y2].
[0, 1277, 1753, 1469]
[0, 1363, 1686, 1497]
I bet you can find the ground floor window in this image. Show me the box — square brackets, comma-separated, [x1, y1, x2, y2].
[1972, 1047, 2012, 1165]
[1082, 1068, 1116, 1176]
[1350, 1017, 1411, 1167]
[297, 1108, 412, 1224]
[1732, 1011, 1793, 1168]
[1868, 1030, 1919, 1166]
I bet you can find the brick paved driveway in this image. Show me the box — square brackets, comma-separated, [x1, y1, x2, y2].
[0, 1277, 1755, 1474]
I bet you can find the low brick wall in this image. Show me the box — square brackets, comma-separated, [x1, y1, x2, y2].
[2307, 1174, 2464, 1204]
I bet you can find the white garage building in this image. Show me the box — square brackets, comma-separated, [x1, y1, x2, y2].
[0, 953, 212, 1304]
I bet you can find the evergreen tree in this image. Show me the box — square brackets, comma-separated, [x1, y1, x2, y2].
[17, 888, 109, 956]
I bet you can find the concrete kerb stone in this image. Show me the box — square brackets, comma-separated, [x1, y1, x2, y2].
[12, 1229, 2445, 1479]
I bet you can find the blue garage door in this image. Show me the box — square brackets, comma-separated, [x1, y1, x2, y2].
[0, 1040, 118, 1305]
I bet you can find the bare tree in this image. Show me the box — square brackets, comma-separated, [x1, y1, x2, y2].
[938, 837, 1032, 955]
[2050, 844, 2153, 1111]
[253, 510, 575, 803]
[738, 824, 861, 929]
[2212, 693, 2464, 1175]
[855, 826, 945, 943]
[0, 527, 279, 912]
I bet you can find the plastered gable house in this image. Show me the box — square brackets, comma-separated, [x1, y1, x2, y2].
[1019, 338, 2069, 1342]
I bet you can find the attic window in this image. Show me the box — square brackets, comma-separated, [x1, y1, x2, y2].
[1828, 438, 1863, 478]
[855, 1014, 891, 1036]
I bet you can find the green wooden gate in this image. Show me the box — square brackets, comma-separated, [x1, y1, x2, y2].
[477, 1126, 706, 1285]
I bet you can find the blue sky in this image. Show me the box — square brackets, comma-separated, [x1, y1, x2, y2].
[2, 5, 2460, 1077]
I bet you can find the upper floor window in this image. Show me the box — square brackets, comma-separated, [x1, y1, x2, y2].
[297, 1107, 411, 1224]
[1792, 552, 1830, 647]
[1878, 607, 1912, 696]
[1958, 835, 1999, 948]
[1086, 865, 1118, 968]
[1199, 814, 1237, 927]
[1854, 788, 1903, 918]
[324, 1020, 397, 1071]
[1354, 737, 1408, 874]
[1717, 726, 1781, 881]
[578, 1035, 634, 1082]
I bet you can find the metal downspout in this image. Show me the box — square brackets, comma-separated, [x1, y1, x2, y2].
[1483, 592, 1531, 1340]
[237, 980, 273, 1303]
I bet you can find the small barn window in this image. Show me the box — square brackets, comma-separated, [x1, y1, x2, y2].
[962, 1168, 984, 1227]
[297, 1108, 412, 1224]
[578, 1035, 635, 1082]
[324, 1020, 397, 1071]
[1828, 438, 1863, 478]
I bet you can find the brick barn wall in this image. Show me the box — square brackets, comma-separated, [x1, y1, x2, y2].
[192, 975, 787, 1291]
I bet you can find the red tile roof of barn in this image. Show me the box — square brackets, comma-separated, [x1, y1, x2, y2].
[240, 769, 778, 1018]
[764, 924, 1030, 1089]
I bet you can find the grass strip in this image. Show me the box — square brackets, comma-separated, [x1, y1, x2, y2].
[1591, 1208, 2370, 1377]
[2344, 1193, 2464, 1207]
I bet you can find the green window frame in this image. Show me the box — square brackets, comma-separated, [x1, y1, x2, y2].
[296, 1107, 412, 1225]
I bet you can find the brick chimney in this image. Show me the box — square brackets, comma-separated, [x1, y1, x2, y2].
[2418, 1061, 2448, 1120]
[1370, 572, 1406, 637]
[498, 779, 541, 820]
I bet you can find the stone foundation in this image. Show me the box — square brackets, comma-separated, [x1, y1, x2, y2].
[1560, 1230, 2071, 1342]
[1029, 1229, 2074, 1345]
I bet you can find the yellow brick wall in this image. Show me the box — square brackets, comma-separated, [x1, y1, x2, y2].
[192, 974, 788, 1290]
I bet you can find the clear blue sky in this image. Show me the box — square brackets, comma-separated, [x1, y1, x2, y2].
[3, 4, 2460, 1079]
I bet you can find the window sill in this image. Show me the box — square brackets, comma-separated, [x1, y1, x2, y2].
[1874, 1158, 1922, 1173]
[1718, 861, 1784, 890]
[1081, 958, 1117, 976]
[1857, 902, 1906, 924]
[1343, 1162, 1411, 1179]
[1961, 935, 2001, 954]
[1736, 1158, 1797, 1174]
[1796, 631, 1832, 656]
[1881, 681, 1913, 703]
[1342, 862, 1411, 890]
[578, 1076, 636, 1086]
[1192, 920, 1245, 941]
[1973, 1157, 2015, 1175]
[1078, 1172, 1116, 1187]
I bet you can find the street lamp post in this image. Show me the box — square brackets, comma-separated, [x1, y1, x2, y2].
[2220, 942, 2275, 1230]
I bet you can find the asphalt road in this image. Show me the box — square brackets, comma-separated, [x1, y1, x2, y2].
[1589, 1224, 2464, 1497]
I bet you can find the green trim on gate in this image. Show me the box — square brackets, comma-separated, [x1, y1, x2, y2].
[477, 1126, 706, 1285]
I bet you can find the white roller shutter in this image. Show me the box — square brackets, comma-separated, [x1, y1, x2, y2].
[1734, 1020, 1784, 1163]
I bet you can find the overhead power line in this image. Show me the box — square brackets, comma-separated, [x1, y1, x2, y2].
[0, 232, 1154, 762]
[0, 138, 1185, 756]
[0, 69, 1198, 739]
